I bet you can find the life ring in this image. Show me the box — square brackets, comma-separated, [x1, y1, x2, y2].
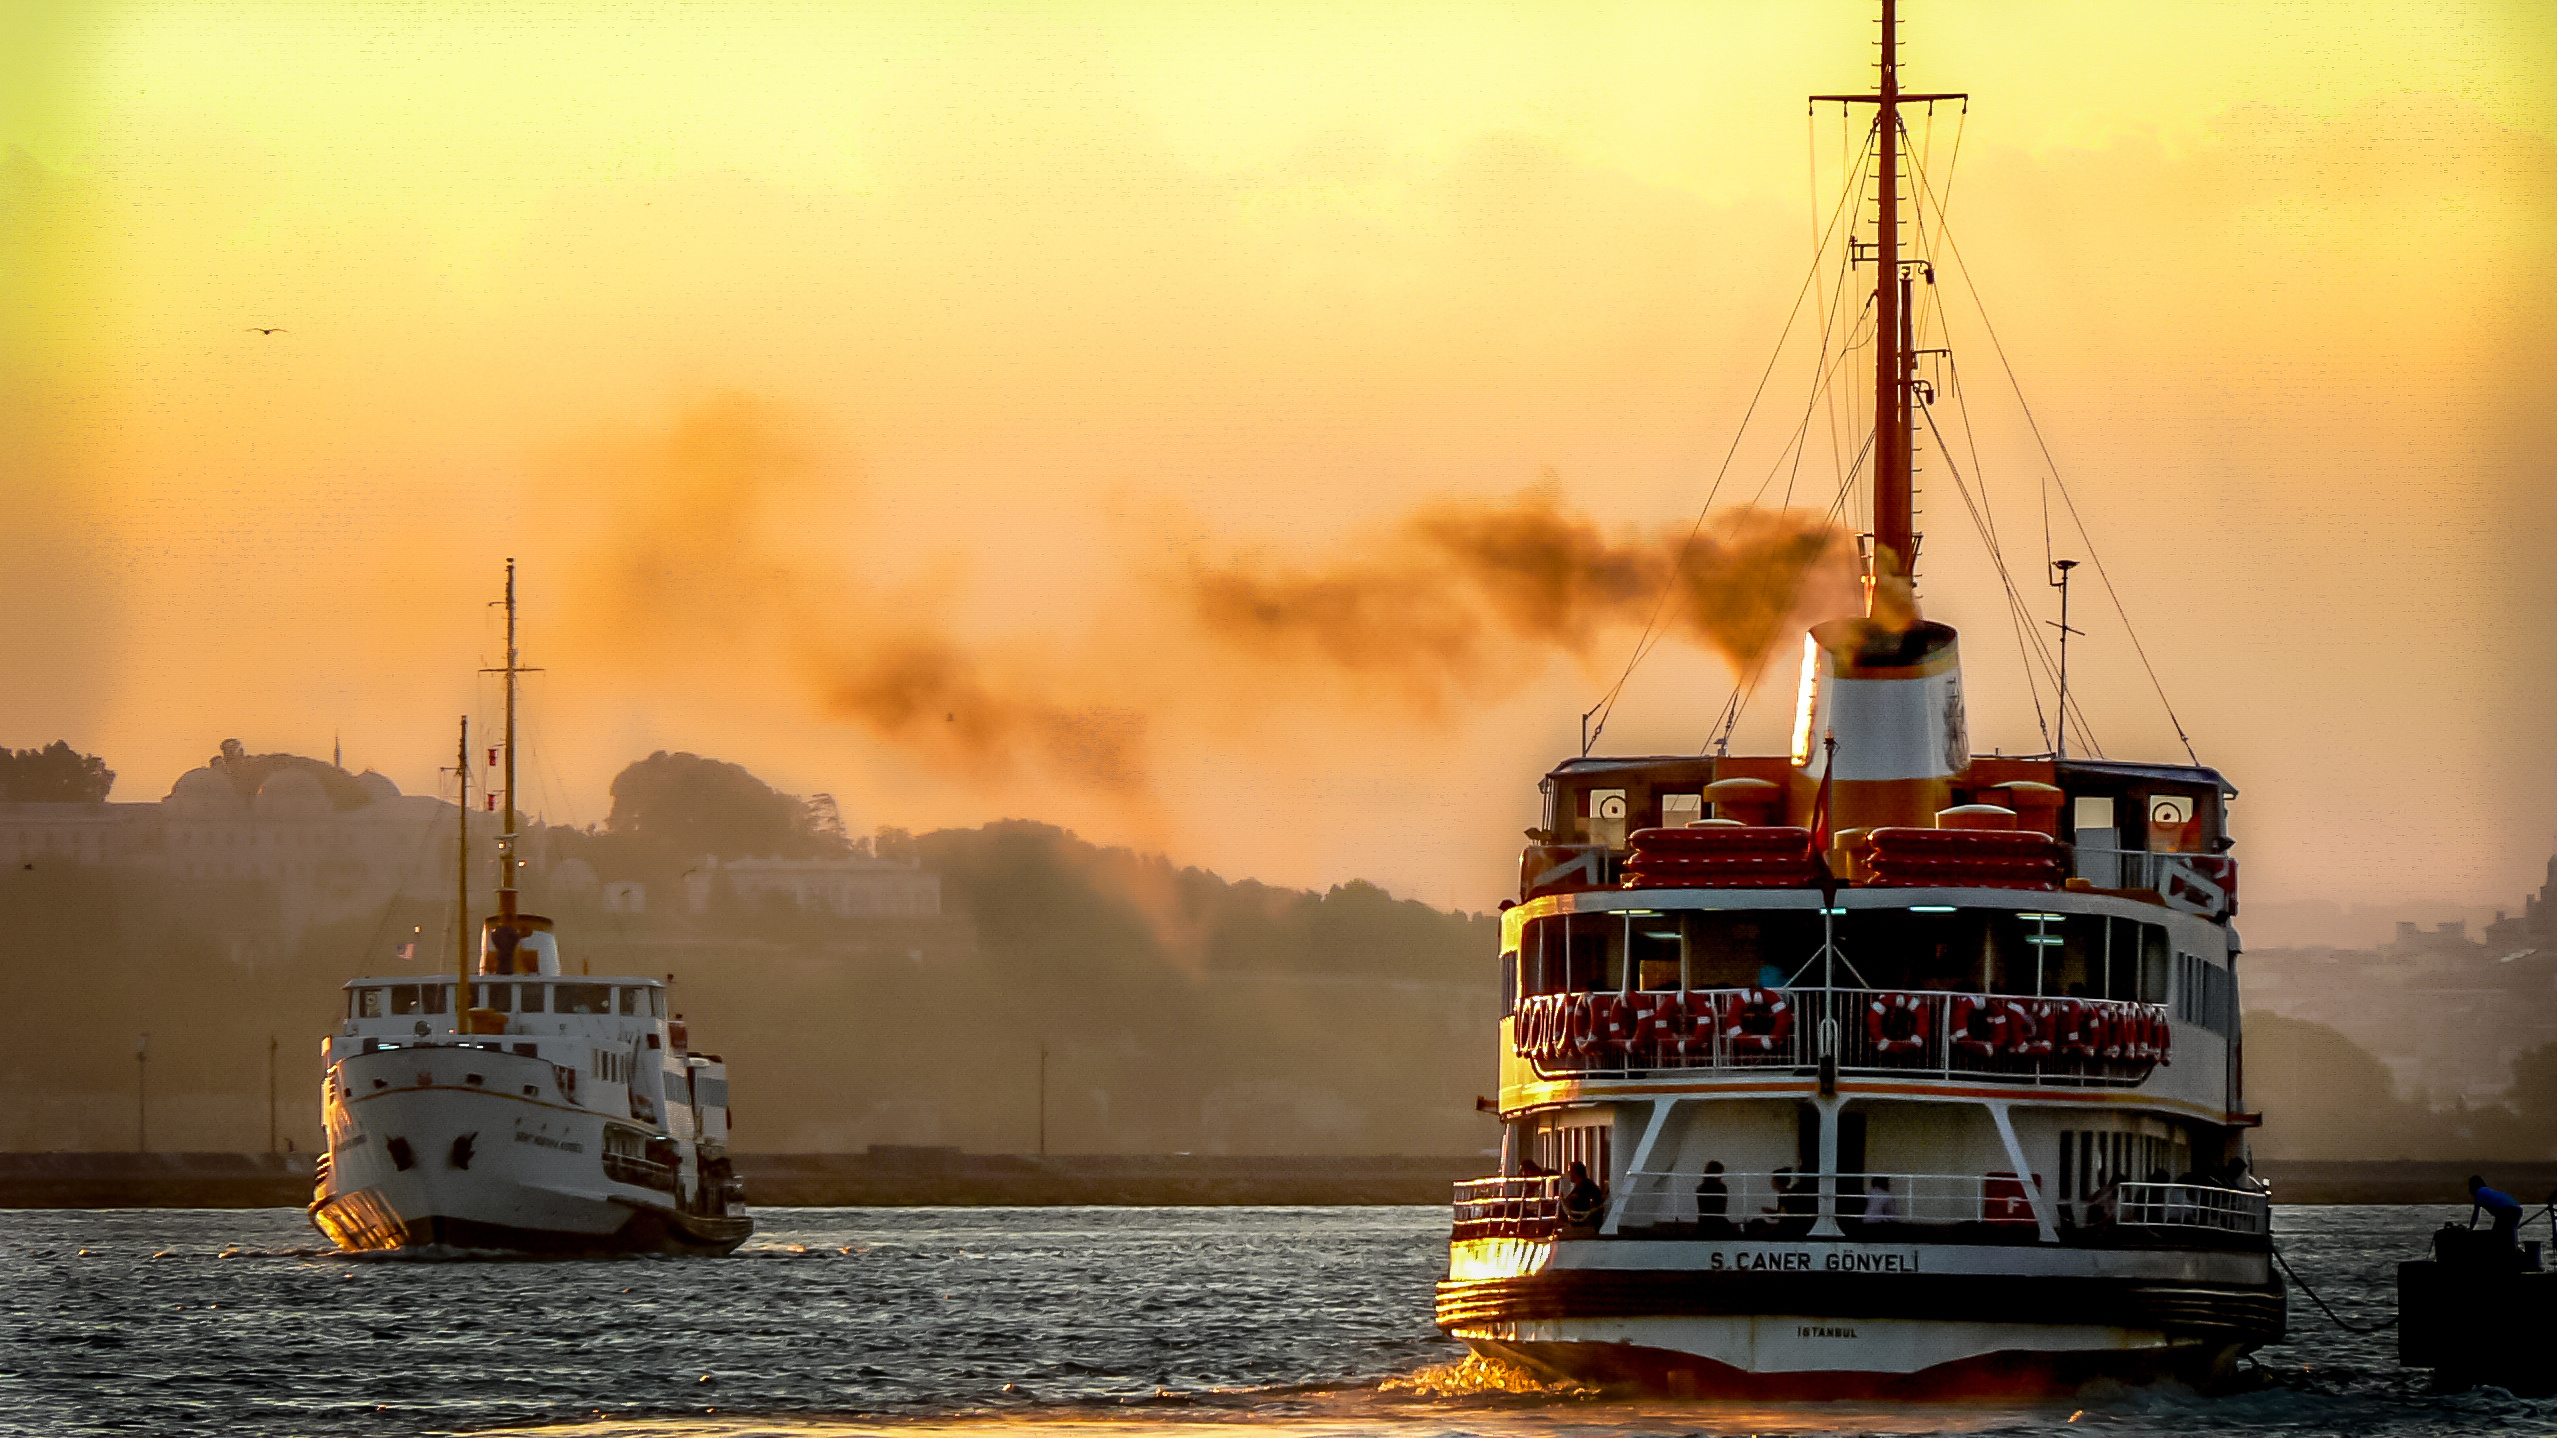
[2112, 1006, 2167, 1066]
[1624, 991, 1682, 1053]
[1591, 993, 1638, 1053]
[1566, 992, 1602, 1054]
[1719, 987, 1793, 1055]
[1669, 992, 1716, 1060]
[1864, 991, 1930, 1054]
[2088, 1002, 2124, 1061]
[2053, 999, 2100, 1058]
[2007, 999, 2056, 1058]
[1949, 993, 2008, 1057]
[1513, 996, 1550, 1061]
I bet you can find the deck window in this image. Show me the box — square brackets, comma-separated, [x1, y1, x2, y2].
[387, 985, 421, 1015]
[618, 987, 645, 1017]
[1686, 911, 1821, 989]
[555, 983, 611, 1015]
[1520, 915, 1620, 995]
[355, 988, 386, 1019]
[1631, 921, 1682, 991]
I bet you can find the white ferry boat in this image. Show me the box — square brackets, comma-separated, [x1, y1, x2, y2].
[1437, 2, 2281, 1396]
[309, 565, 752, 1255]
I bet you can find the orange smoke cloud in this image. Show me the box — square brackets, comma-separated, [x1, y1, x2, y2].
[1185, 487, 1856, 707]
[571, 398, 1855, 793]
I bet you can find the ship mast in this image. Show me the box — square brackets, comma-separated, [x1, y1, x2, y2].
[489, 559, 525, 927]
[454, 714, 470, 1032]
[1813, 0, 1963, 598]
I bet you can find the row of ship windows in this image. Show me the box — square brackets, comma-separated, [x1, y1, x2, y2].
[348, 982, 665, 1020]
[1506, 909, 2238, 1037]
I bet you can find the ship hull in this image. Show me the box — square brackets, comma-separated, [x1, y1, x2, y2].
[312, 1046, 750, 1257]
[1440, 1239, 2280, 1397]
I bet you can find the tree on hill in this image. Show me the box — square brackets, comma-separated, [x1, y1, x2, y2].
[0, 741, 114, 802]
[603, 750, 850, 863]
[2244, 1011, 2431, 1159]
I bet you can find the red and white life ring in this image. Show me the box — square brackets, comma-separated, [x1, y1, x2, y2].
[1671, 993, 1718, 1059]
[2053, 999, 2100, 1058]
[1864, 991, 1930, 1054]
[1949, 993, 2008, 1057]
[2089, 1001, 2124, 1061]
[1625, 991, 1683, 1052]
[1587, 993, 1634, 1053]
[2007, 999, 2056, 1058]
[1719, 988, 1794, 1054]
[1515, 996, 1556, 1061]
[1567, 993, 1603, 1054]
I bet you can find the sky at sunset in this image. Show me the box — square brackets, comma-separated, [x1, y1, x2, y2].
[5, 1, 2552, 915]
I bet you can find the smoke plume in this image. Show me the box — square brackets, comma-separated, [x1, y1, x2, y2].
[573, 399, 1856, 795]
[1185, 487, 1856, 708]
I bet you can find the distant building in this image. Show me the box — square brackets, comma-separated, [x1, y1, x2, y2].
[718, 855, 941, 918]
[2246, 850, 2557, 1105]
[0, 760, 506, 934]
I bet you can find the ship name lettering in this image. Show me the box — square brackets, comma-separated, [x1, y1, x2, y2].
[1798, 1325, 1858, 1338]
[1825, 1250, 1918, 1273]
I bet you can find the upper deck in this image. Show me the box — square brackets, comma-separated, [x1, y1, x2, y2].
[335, 975, 668, 1045]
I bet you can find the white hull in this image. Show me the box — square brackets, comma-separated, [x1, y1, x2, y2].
[313, 1044, 747, 1255]
[1439, 1236, 2280, 1397]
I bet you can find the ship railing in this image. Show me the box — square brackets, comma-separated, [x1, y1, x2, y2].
[2073, 848, 2237, 912]
[2108, 1180, 2270, 1236]
[1610, 1169, 2006, 1232]
[1450, 1175, 1563, 1241]
[1514, 987, 2171, 1086]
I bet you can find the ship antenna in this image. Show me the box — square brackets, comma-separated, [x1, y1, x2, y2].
[2048, 559, 2081, 759]
[1812, 0, 1963, 599]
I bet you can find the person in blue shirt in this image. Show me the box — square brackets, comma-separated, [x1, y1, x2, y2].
[2467, 1174, 2524, 1251]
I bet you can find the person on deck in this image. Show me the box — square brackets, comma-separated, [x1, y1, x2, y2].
[2469, 1175, 2525, 1255]
[1861, 1175, 1900, 1227]
[1561, 1162, 1605, 1229]
[1695, 1161, 1732, 1237]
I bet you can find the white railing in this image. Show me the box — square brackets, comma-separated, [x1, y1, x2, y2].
[1512, 987, 2170, 1085]
[2074, 848, 2237, 915]
[1451, 1175, 1562, 1239]
[2109, 1180, 2269, 1236]
[1610, 1169, 2267, 1241]
[1609, 1170, 2022, 1231]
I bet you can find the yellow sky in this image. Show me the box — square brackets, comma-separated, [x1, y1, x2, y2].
[5, 1, 2553, 912]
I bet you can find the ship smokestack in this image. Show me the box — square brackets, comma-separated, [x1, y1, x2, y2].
[1791, 617, 1968, 838]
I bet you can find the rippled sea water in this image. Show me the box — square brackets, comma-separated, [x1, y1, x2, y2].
[4, 1204, 2544, 1438]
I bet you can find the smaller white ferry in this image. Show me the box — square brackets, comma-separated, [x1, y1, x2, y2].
[309, 564, 752, 1256]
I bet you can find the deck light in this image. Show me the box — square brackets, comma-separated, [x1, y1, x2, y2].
[2017, 912, 2067, 921]
[2025, 935, 2065, 946]
[1909, 905, 1957, 913]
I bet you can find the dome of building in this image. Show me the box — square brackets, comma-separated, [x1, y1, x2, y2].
[163, 766, 241, 815]
[253, 767, 331, 816]
[355, 770, 401, 803]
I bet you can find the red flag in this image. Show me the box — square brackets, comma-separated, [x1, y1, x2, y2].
[1808, 733, 1836, 856]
